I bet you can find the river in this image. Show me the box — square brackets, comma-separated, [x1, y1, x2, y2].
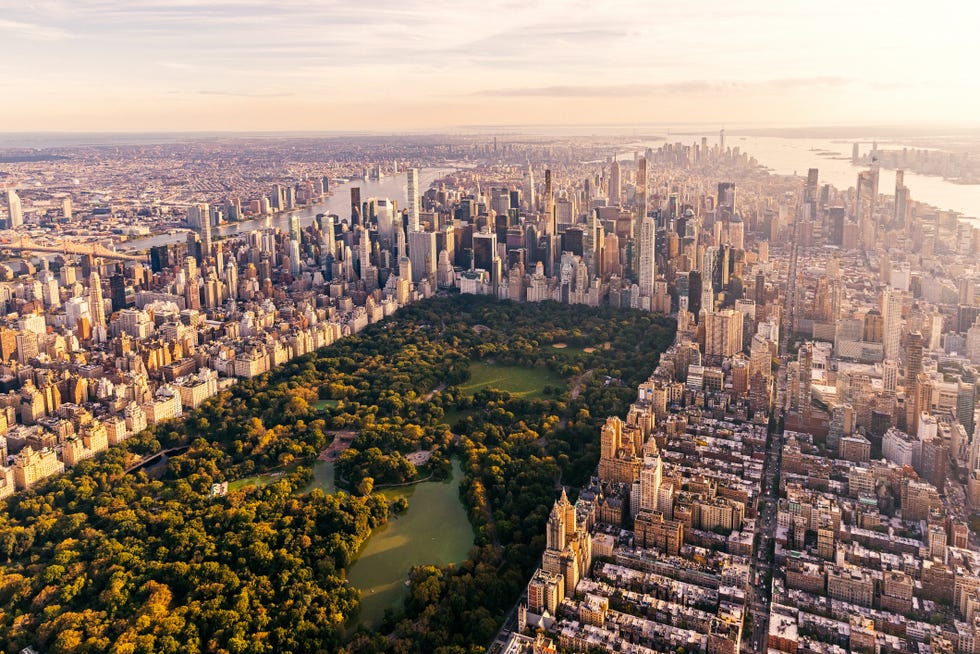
[121, 167, 453, 251]
[734, 134, 980, 223]
[343, 459, 474, 629]
[628, 132, 980, 225]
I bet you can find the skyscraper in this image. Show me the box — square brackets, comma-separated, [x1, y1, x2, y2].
[717, 182, 735, 222]
[407, 168, 420, 233]
[88, 270, 106, 327]
[894, 170, 910, 232]
[609, 160, 621, 205]
[523, 162, 535, 210]
[350, 187, 362, 226]
[319, 214, 336, 267]
[882, 288, 903, 362]
[636, 157, 647, 225]
[543, 169, 554, 235]
[805, 169, 819, 203]
[856, 168, 879, 249]
[638, 216, 656, 302]
[109, 273, 127, 312]
[6, 189, 23, 228]
[289, 214, 302, 276]
[199, 204, 213, 260]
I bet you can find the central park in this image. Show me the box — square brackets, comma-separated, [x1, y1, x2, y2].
[0, 295, 675, 654]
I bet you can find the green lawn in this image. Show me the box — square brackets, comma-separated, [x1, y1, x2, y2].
[441, 407, 475, 427]
[459, 362, 563, 399]
[227, 472, 285, 491]
[314, 399, 339, 411]
[549, 343, 588, 359]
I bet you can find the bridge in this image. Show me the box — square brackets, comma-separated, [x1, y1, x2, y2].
[2, 235, 149, 263]
[123, 445, 192, 474]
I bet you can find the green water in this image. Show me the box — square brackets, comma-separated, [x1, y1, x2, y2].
[345, 459, 474, 628]
[302, 460, 337, 494]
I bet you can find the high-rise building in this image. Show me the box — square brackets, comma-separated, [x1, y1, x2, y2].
[856, 168, 879, 249]
[957, 381, 976, 436]
[289, 214, 302, 277]
[407, 168, 421, 233]
[895, 174, 911, 232]
[609, 160, 621, 205]
[408, 229, 437, 285]
[543, 169, 554, 235]
[109, 273, 127, 312]
[6, 189, 23, 227]
[636, 157, 647, 225]
[638, 217, 656, 301]
[319, 213, 336, 269]
[882, 289, 903, 362]
[523, 162, 535, 210]
[88, 270, 106, 327]
[350, 187, 362, 226]
[704, 309, 744, 360]
[805, 169, 819, 203]
[906, 331, 924, 378]
[717, 182, 736, 222]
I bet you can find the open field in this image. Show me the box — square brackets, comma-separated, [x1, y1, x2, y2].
[458, 362, 563, 399]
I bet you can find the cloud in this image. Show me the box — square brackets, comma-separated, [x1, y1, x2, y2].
[0, 18, 70, 40]
[196, 90, 295, 98]
[472, 77, 851, 98]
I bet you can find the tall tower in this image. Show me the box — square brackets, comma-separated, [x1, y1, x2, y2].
[350, 187, 362, 226]
[805, 169, 819, 203]
[199, 203, 212, 261]
[636, 157, 647, 225]
[882, 288, 903, 362]
[638, 216, 656, 301]
[546, 503, 566, 551]
[543, 169, 554, 235]
[88, 270, 106, 327]
[609, 160, 622, 205]
[523, 162, 535, 210]
[407, 168, 420, 233]
[6, 189, 23, 227]
[319, 214, 335, 267]
[358, 225, 371, 278]
[717, 182, 736, 222]
[289, 214, 302, 277]
[894, 171, 910, 233]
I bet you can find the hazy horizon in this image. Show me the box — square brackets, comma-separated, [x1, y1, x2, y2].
[1, 0, 976, 132]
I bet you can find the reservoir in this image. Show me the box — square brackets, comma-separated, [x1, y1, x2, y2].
[343, 458, 474, 629]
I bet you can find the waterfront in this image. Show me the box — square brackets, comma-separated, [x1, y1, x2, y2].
[343, 459, 473, 629]
[736, 134, 980, 222]
[626, 131, 980, 225]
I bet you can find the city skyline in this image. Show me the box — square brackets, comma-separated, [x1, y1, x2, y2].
[1, 0, 977, 132]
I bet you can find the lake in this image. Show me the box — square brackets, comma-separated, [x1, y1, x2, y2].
[303, 460, 338, 495]
[343, 458, 474, 629]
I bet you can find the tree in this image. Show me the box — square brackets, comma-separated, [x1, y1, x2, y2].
[357, 477, 375, 496]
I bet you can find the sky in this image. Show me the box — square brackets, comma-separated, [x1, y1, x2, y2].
[0, 0, 977, 132]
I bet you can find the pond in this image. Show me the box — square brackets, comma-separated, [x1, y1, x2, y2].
[344, 458, 474, 628]
[302, 460, 337, 495]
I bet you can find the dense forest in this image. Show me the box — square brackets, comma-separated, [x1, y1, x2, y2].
[0, 296, 675, 654]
